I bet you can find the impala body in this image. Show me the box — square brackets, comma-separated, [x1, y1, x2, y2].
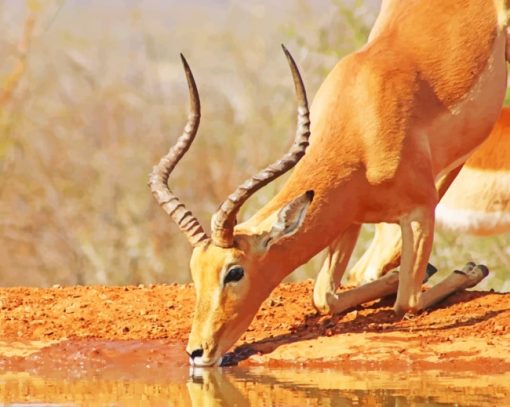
[348, 106, 510, 285]
[151, 0, 510, 367]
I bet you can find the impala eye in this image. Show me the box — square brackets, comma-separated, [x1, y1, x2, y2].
[224, 266, 244, 284]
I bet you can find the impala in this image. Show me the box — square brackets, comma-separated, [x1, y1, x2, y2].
[347, 106, 510, 285]
[150, 0, 510, 367]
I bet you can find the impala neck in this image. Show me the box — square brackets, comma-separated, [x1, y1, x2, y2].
[239, 169, 362, 284]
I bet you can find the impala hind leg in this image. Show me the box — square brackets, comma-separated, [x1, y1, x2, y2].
[419, 263, 489, 309]
[394, 207, 435, 316]
[317, 264, 438, 315]
[313, 224, 360, 314]
[318, 261, 486, 316]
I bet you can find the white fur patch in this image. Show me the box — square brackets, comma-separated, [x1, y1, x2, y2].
[436, 204, 510, 235]
[438, 168, 510, 226]
[448, 167, 510, 188]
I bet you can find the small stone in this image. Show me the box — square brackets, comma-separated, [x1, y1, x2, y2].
[348, 310, 358, 319]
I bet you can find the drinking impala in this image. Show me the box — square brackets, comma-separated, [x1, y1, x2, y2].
[150, 0, 510, 367]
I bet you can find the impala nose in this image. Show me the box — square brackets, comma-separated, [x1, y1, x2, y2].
[189, 348, 204, 360]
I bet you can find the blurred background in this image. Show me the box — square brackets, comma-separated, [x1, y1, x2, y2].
[0, 0, 508, 290]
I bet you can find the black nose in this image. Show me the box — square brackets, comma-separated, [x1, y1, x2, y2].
[189, 348, 204, 359]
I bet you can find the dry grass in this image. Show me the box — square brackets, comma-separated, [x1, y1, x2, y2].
[0, 1, 508, 291]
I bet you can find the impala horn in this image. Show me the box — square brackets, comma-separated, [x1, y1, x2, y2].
[149, 54, 209, 247]
[211, 45, 311, 248]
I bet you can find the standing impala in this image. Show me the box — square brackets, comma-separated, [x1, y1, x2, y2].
[347, 106, 510, 285]
[150, 0, 510, 367]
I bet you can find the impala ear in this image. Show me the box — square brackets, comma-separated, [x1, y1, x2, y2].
[263, 190, 314, 248]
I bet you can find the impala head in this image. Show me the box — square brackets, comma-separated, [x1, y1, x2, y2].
[149, 45, 312, 367]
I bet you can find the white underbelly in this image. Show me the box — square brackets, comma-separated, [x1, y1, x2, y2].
[435, 167, 510, 235]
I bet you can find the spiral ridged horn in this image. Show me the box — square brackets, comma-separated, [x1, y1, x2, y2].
[211, 45, 311, 248]
[149, 54, 209, 247]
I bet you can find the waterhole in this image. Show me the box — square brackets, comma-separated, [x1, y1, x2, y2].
[0, 340, 507, 406]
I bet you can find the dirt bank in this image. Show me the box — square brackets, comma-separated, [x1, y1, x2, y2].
[0, 281, 509, 373]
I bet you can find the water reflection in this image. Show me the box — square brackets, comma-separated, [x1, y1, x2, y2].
[1, 366, 508, 406]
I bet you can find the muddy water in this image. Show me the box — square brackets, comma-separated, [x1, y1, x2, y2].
[0, 340, 508, 406]
[1, 366, 509, 406]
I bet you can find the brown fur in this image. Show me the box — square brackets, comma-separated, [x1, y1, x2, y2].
[348, 106, 510, 285]
[185, 1, 508, 366]
[466, 107, 510, 170]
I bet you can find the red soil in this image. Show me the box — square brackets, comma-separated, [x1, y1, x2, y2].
[0, 281, 509, 373]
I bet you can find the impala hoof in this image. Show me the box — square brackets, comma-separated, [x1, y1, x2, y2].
[454, 263, 489, 289]
[423, 263, 438, 283]
[477, 264, 489, 278]
[465, 264, 489, 288]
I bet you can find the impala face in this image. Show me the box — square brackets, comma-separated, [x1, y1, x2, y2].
[186, 191, 313, 367]
[186, 241, 262, 367]
[148, 46, 311, 367]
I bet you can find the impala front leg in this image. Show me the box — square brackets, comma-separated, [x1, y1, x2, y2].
[313, 224, 360, 314]
[345, 222, 402, 285]
[346, 165, 464, 286]
[394, 207, 435, 316]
